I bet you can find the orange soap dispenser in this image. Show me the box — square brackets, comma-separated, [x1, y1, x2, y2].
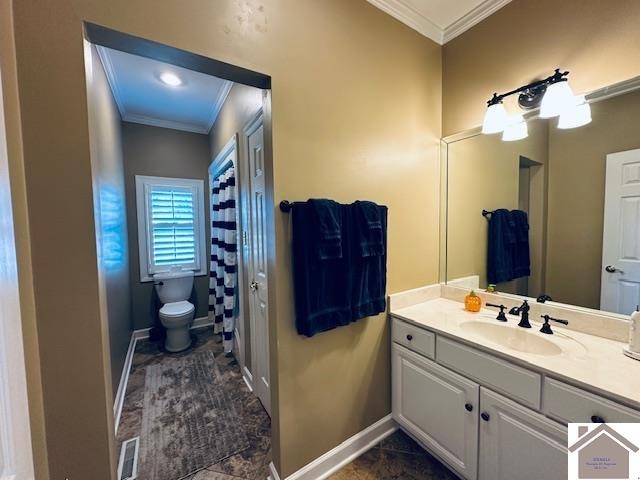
[464, 290, 482, 312]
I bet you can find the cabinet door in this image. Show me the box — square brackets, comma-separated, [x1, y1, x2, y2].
[479, 388, 567, 480]
[392, 344, 479, 480]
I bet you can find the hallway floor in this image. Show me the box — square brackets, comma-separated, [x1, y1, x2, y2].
[116, 327, 271, 480]
[327, 430, 458, 480]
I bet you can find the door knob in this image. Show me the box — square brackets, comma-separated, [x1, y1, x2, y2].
[250, 281, 258, 291]
[481, 412, 490, 421]
[406, 334, 413, 341]
[605, 265, 624, 273]
[465, 403, 473, 412]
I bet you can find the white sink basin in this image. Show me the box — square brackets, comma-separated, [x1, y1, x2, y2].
[460, 321, 563, 356]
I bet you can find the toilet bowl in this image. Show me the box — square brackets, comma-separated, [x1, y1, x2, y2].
[153, 270, 195, 352]
[159, 300, 195, 352]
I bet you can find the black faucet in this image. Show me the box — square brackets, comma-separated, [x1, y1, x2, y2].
[486, 303, 508, 322]
[509, 300, 532, 328]
[539, 314, 569, 334]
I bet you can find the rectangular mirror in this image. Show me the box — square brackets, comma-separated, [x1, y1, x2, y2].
[442, 76, 640, 316]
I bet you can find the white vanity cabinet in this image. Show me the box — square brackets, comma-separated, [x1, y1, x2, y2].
[392, 343, 479, 480]
[391, 316, 640, 480]
[479, 388, 567, 480]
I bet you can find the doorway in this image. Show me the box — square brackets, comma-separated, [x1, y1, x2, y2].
[84, 23, 276, 480]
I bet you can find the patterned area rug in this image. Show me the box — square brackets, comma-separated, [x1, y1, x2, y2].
[139, 350, 250, 480]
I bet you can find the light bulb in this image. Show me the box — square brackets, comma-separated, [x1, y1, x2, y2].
[159, 71, 182, 87]
[502, 114, 528, 141]
[482, 102, 508, 134]
[540, 80, 575, 118]
[558, 95, 592, 129]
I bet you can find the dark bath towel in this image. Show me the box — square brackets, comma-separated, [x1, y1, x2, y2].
[487, 209, 516, 284]
[292, 200, 352, 337]
[308, 198, 343, 260]
[511, 209, 531, 279]
[349, 201, 387, 320]
[353, 200, 384, 257]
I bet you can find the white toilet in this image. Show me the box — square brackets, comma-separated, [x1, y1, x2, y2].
[153, 269, 196, 352]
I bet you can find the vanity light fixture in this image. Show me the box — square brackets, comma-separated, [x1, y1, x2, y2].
[481, 96, 509, 134]
[558, 95, 592, 129]
[159, 71, 183, 87]
[502, 114, 528, 141]
[481, 69, 590, 139]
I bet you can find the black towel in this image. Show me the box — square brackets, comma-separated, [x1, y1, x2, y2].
[349, 201, 387, 320]
[487, 209, 516, 284]
[308, 199, 343, 259]
[292, 201, 352, 337]
[353, 200, 384, 257]
[511, 209, 530, 279]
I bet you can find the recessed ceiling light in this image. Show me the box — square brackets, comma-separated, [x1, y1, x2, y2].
[159, 71, 182, 87]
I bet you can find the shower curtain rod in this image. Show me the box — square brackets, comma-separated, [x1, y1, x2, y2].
[211, 159, 234, 180]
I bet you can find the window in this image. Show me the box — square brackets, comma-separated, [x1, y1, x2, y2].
[135, 175, 206, 281]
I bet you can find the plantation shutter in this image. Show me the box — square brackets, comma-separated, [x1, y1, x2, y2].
[148, 185, 198, 270]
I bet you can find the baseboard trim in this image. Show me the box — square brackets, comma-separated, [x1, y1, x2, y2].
[268, 414, 397, 480]
[113, 333, 137, 435]
[113, 316, 212, 432]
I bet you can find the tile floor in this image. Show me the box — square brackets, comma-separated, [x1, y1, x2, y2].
[116, 328, 271, 480]
[327, 430, 458, 480]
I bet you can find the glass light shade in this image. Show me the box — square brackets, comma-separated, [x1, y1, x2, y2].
[502, 114, 528, 141]
[539, 80, 575, 118]
[558, 95, 592, 129]
[482, 102, 508, 134]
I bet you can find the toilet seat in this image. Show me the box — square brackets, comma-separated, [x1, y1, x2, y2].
[160, 300, 195, 318]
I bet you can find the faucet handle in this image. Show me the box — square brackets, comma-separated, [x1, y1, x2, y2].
[540, 314, 569, 334]
[486, 303, 508, 322]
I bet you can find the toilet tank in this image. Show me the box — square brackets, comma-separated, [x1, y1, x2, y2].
[153, 270, 194, 304]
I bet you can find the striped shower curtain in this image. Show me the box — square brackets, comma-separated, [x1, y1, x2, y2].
[208, 167, 238, 354]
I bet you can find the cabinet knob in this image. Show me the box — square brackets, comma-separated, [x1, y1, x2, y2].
[406, 334, 413, 341]
[465, 403, 473, 412]
[481, 412, 490, 422]
[591, 415, 606, 423]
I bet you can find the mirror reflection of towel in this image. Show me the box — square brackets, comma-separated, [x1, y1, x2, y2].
[487, 209, 530, 284]
[511, 210, 530, 279]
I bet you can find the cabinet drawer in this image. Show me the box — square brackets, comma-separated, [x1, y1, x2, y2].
[543, 378, 640, 424]
[436, 336, 541, 410]
[392, 318, 435, 359]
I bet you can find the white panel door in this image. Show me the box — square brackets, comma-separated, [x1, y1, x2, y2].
[245, 112, 271, 416]
[601, 149, 640, 314]
[392, 344, 479, 480]
[0, 61, 35, 479]
[479, 388, 567, 480]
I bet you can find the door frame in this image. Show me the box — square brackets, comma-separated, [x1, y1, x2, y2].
[0, 58, 35, 480]
[242, 108, 271, 413]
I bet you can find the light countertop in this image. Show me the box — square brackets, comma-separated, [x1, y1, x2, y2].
[391, 297, 640, 409]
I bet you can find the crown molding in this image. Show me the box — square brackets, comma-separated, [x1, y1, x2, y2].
[443, 0, 512, 43]
[122, 113, 210, 135]
[367, 0, 443, 45]
[205, 80, 233, 132]
[368, 0, 511, 45]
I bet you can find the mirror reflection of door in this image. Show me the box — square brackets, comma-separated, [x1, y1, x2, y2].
[601, 149, 640, 314]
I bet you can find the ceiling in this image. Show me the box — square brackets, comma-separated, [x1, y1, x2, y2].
[367, 0, 511, 44]
[96, 46, 232, 134]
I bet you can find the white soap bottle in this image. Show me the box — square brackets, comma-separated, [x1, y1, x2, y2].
[625, 306, 640, 360]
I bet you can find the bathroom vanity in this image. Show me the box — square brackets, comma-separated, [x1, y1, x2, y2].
[389, 288, 640, 480]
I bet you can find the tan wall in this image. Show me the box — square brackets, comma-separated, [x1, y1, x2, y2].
[446, 120, 548, 294]
[443, 0, 640, 136]
[122, 122, 211, 329]
[9, 1, 442, 478]
[0, 1, 49, 477]
[546, 90, 640, 309]
[85, 44, 133, 397]
[208, 83, 263, 372]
